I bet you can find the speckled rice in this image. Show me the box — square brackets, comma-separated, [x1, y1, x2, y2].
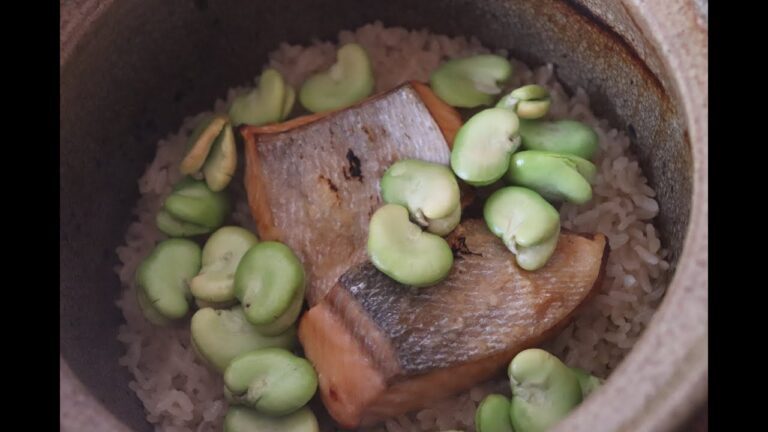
[114, 22, 670, 432]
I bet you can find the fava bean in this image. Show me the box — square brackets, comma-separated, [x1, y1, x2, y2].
[136, 285, 172, 326]
[180, 114, 229, 176]
[299, 43, 374, 113]
[190, 226, 259, 304]
[224, 348, 318, 416]
[156, 209, 211, 238]
[427, 203, 462, 237]
[158, 178, 231, 236]
[483, 186, 560, 266]
[430, 55, 513, 108]
[202, 122, 237, 192]
[136, 239, 201, 321]
[496, 85, 551, 119]
[571, 367, 603, 397]
[508, 349, 583, 432]
[234, 242, 305, 332]
[514, 225, 560, 271]
[381, 159, 461, 234]
[450, 108, 521, 186]
[506, 150, 596, 205]
[367, 204, 454, 287]
[224, 405, 319, 432]
[519, 119, 599, 159]
[475, 394, 514, 432]
[191, 306, 296, 372]
[229, 69, 292, 127]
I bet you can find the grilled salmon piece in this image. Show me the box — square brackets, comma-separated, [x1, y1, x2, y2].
[242, 81, 462, 306]
[298, 220, 608, 428]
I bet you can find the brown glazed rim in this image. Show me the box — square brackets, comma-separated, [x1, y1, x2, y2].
[59, 0, 707, 431]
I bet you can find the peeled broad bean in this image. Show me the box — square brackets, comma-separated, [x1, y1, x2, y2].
[515, 225, 560, 271]
[180, 114, 229, 176]
[155, 209, 210, 238]
[450, 108, 521, 186]
[136, 239, 201, 321]
[223, 405, 319, 432]
[496, 85, 551, 119]
[202, 122, 237, 192]
[380, 159, 461, 235]
[508, 349, 583, 432]
[224, 348, 318, 416]
[430, 55, 513, 108]
[571, 367, 603, 397]
[475, 394, 514, 432]
[484, 187, 561, 271]
[136, 285, 172, 326]
[506, 150, 596, 205]
[191, 306, 296, 372]
[427, 203, 462, 237]
[299, 43, 374, 113]
[518, 119, 599, 160]
[159, 178, 231, 236]
[190, 226, 259, 304]
[234, 242, 305, 332]
[484, 187, 560, 249]
[229, 69, 291, 127]
[367, 204, 454, 287]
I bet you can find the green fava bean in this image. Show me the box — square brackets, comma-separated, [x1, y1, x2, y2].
[570, 367, 603, 398]
[484, 186, 560, 249]
[430, 54, 513, 108]
[156, 209, 211, 238]
[249, 288, 305, 336]
[189, 226, 259, 304]
[224, 348, 318, 416]
[229, 69, 290, 127]
[190, 226, 259, 304]
[180, 114, 229, 176]
[224, 405, 319, 432]
[508, 349, 583, 432]
[451, 108, 521, 186]
[136, 286, 172, 326]
[234, 242, 305, 330]
[427, 203, 462, 237]
[519, 119, 599, 159]
[475, 394, 514, 432]
[367, 204, 454, 287]
[506, 150, 596, 205]
[282, 85, 296, 119]
[380, 159, 461, 233]
[136, 239, 201, 321]
[515, 225, 560, 271]
[496, 85, 551, 120]
[190, 306, 296, 373]
[163, 178, 230, 230]
[202, 122, 237, 192]
[299, 43, 375, 113]
[223, 386, 236, 403]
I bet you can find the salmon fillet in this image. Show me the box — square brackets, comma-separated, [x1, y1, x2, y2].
[242, 82, 462, 306]
[298, 220, 608, 428]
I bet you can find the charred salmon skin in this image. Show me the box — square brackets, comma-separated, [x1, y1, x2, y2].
[298, 220, 608, 428]
[242, 81, 462, 305]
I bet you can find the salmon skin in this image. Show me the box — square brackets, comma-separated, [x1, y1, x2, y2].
[242, 81, 462, 306]
[298, 220, 608, 428]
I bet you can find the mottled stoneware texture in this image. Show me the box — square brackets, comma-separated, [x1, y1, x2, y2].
[60, 0, 707, 431]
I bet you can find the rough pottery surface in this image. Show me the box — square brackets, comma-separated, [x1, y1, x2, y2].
[60, 0, 707, 431]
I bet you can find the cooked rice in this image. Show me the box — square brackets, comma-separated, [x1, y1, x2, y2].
[115, 22, 670, 432]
